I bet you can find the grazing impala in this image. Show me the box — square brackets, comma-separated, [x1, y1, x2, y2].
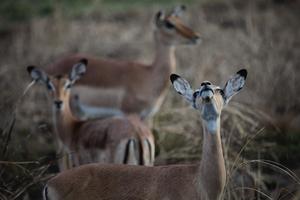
[45, 5, 200, 119]
[27, 59, 155, 170]
[43, 69, 247, 200]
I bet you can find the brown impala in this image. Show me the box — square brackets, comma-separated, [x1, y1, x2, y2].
[27, 59, 155, 170]
[43, 69, 247, 200]
[45, 5, 200, 120]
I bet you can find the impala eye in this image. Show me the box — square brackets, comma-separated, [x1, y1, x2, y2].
[165, 21, 175, 29]
[193, 91, 200, 98]
[65, 84, 71, 89]
[64, 80, 72, 89]
[46, 84, 52, 90]
[216, 88, 224, 96]
[46, 81, 55, 91]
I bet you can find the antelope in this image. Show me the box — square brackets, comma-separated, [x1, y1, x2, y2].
[27, 59, 155, 170]
[43, 69, 247, 200]
[45, 5, 200, 120]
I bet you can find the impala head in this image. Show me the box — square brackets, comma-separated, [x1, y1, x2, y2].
[27, 59, 87, 110]
[171, 69, 247, 122]
[155, 5, 200, 45]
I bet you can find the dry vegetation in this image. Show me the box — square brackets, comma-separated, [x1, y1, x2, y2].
[0, 0, 300, 199]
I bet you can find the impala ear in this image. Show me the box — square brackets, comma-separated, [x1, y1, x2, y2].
[69, 58, 87, 84]
[26, 66, 54, 91]
[222, 69, 247, 104]
[171, 5, 186, 17]
[170, 74, 194, 103]
[27, 66, 48, 83]
[155, 10, 165, 27]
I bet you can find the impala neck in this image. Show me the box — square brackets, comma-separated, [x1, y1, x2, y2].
[152, 30, 176, 75]
[53, 94, 80, 147]
[198, 117, 226, 199]
[144, 31, 176, 116]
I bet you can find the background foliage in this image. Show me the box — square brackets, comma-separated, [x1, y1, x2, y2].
[0, 0, 299, 199]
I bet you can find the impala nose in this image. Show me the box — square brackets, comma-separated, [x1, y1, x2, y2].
[201, 81, 212, 86]
[54, 100, 63, 109]
[200, 82, 214, 102]
[192, 34, 201, 44]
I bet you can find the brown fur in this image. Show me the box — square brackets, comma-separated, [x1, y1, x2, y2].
[46, 164, 200, 200]
[44, 74, 155, 169]
[44, 117, 225, 200]
[45, 10, 200, 119]
[43, 68, 250, 199]
[44, 83, 229, 200]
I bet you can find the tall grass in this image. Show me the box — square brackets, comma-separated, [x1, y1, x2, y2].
[0, 0, 299, 199]
[0, 81, 53, 199]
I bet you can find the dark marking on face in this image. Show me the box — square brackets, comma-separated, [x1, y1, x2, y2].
[65, 83, 72, 89]
[192, 91, 200, 108]
[165, 21, 175, 29]
[201, 81, 212, 86]
[55, 75, 63, 80]
[54, 100, 63, 109]
[45, 77, 53, 90]
[193, 91, 200, 99]
[217, 88, 224, 96]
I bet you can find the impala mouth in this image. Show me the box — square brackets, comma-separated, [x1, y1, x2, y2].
[186, 38, 198, 45]
[200, 89, 214, 103]
[195, 38, 201, 44]
[189, 35, 201, 45]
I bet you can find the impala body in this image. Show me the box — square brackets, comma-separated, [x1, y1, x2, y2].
[28, 60, 154, 170]
[45, 5, 200, 119]
[44, 69, 247, 200]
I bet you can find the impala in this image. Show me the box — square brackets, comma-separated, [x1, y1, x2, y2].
[45, 5, 200, 120]
[27, 59, 155, 170]
[43, 69, 247, 200]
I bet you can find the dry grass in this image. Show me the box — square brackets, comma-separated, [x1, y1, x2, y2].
[0, 0, 300, 199]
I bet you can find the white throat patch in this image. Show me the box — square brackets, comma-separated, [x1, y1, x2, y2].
[205, 119, 219, 134]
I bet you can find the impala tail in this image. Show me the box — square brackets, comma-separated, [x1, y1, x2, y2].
[142, 138, 154, 166]
[123, 138, 140, 165]
[43, 185, 51, 200]
[43, 184, 62, 200]
[122, 137, 154, 165]
[43, 185, 47, 200]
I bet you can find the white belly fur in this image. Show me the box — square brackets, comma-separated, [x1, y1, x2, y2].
[72, 86, 125, 108]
